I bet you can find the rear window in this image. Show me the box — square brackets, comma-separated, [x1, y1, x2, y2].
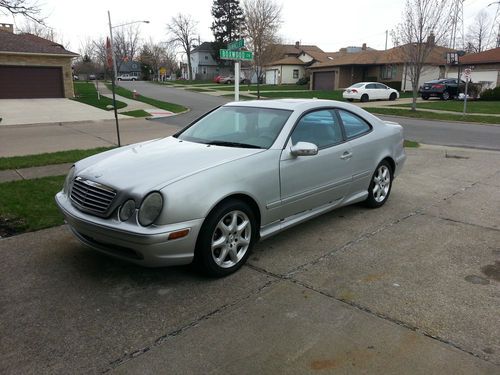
[350, 83, 364, 88]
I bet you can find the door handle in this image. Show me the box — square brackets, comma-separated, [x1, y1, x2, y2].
[340, 151, 352, 160]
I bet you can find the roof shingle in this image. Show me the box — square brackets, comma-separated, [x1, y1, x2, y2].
[460, 48, 500, 64]
[0, 30, 78, 56]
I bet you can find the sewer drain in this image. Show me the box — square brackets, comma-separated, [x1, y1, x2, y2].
[464, 275, 490, 285]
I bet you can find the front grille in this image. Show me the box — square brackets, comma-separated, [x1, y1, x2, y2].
[70, 177, 116, 214]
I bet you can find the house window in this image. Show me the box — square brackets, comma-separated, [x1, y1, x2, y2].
[293, 69, 299, 79]
[205, 55, 209, 60]
[380, 65, 396, 80]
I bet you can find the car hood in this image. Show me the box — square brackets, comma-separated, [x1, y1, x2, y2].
[76, 137, 264, 195]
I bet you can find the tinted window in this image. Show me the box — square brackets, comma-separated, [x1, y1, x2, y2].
[291, 110, 343, 148]
[337, 110, 371, 139]
[375, 83, 387, 89]
[366, 83, 376, 89]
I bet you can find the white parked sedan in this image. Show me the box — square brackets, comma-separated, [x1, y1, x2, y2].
[55, 99, 406, 277]
[343, 82, 399, 102]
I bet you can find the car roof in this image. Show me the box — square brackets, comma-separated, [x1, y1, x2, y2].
[224, 99, 356, 112]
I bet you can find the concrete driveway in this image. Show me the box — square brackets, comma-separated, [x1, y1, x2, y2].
[0, 98, 128, 126]
[0, 146, 499, 374]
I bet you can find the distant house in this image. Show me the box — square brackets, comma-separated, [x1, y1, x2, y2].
[448, 47, 500, 89]
[264, 42, 331, 85]
[309, 41, 453, 91]
[0, 23, 78, 99]
[190, 42, 231, 80]
[118, 60, 142, 79]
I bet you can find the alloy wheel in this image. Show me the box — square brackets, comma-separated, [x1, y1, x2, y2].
[372, 165, 391, 203]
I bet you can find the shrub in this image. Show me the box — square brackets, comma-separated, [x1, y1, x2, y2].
[296, 76, 310, 85]
[383, 81, 402, 90]
[479, 86, 500, 101]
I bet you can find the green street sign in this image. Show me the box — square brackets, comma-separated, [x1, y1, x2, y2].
[228, 39, 245, 51]
[220, 49, 253, 60]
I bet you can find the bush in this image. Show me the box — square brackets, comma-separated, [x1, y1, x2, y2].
[383, 81, 402, 90]
[464, 83, 481, 99]
[479, 86, 500, 101]
[296, 76, 310, 85]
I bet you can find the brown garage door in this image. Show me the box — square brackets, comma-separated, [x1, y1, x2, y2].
[0, 66, 64, 99]
[313, 71, 336, 91]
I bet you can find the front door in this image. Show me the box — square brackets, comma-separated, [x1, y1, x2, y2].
[279, 109, 353, 219]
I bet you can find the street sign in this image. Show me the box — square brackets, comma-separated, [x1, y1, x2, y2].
[220, 49, 253, 60]
[228, 39, 245, 51]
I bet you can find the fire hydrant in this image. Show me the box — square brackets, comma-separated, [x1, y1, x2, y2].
[133, 89, 138, 99]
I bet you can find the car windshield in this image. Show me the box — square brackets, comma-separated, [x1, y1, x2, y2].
[177, 106, 292, 149]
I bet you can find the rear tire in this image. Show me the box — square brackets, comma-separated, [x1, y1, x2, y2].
[360, 94, 369, 102]
[194, 199, 257, 277]
[365, 160, 393, 208]
[347, 99, 354, 102]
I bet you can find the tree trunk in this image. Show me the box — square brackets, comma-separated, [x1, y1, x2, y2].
[186, 51, 193, 81]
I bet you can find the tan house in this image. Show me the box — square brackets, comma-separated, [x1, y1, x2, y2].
[0, 23, 78, 99]
[309, 43, 453, 91]
[264, 43, 332, 85]
[449, 47, 500, 89]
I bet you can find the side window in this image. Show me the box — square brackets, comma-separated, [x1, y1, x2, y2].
[290, 110, 343, 148]
[366, 83, 376, 89]
[337, 110, 371, 139]
[376, 83, 387, 89]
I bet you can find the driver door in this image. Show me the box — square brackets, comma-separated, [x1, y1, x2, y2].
[278, 109, 353, 219]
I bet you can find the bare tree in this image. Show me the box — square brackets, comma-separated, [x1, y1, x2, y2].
[0, 0, 43, 22]
[465, 11, 491, 53]
[140, 38, 168, 79]
[392, 0, 453, 111]
[166, 13, 198, 80]
[113, 23, 142, 72]
[17, 19, 68, 47]
[242, 0, 282, 95]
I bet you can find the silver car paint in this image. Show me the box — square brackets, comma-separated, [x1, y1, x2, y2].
[55, 99, 406, 266]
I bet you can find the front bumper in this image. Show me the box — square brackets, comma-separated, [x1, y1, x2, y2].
[55, 191, 204, 267]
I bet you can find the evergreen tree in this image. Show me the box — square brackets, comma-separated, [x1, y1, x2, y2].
[211, 0, 245, 64]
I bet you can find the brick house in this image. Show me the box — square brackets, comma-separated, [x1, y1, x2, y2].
[448, 47, 500, 89]
[0, 23, 78, 99]
[309, 43, 453, 91]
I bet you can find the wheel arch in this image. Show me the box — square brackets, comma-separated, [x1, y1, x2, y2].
[380, 156, 396, 175]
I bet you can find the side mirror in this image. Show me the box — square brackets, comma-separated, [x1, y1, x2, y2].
[290, 142, 318, 157]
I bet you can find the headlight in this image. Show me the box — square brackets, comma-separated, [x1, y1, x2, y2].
[138, 192, 163, 226]
[63, 166, 75, 194]
[119, 199, 136, 222]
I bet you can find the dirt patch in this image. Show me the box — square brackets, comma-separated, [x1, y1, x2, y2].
[481, 261, 500, 282]
[0, 216, 25, 238]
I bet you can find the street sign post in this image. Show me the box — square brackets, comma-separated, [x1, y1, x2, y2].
[220, 45, 253, 102]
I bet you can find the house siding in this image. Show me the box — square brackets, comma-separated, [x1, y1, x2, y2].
[0, 53, 74, 97]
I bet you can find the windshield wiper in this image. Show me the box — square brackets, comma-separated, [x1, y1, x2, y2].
[206, 141, 262, 149]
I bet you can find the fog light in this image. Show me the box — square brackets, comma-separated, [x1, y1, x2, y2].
[119, 199, 136, 222]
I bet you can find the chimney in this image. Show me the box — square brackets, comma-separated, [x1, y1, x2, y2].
[0, 23, 14, 33]
[295, 41, 300, 48]
[362, 43, 367, 50]
[427, 32, 435, 46]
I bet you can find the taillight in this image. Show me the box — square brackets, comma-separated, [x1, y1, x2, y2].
[351, 89, 358, 93]
[432, 84, 444, 89]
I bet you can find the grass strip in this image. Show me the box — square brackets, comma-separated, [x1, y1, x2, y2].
[120, 109, 151, 117]
[0, 176, 65, 236]
[0, 147, 113, 171]
[220, 93, 255, 100]
[366, 107, 500, 125]
[107, 84, 187, 113]
[404, 140, 420, 148]
[394, 100, 500, 114]
[73, 82, 127, 111]
[259, 90, 344, 100]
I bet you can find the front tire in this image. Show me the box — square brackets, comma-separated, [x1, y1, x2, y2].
[365, 161, 393, 208]
[422, 95, 429, 100]
[441, 91, 450, 100]
[195, 200, 256, 277]
[389, 92, 397, 101]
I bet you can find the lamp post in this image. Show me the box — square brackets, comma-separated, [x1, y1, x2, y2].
[107, 11, 149, 146]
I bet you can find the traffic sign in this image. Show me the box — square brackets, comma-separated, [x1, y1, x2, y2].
[220, 49, 253, 60]
[228, 39, 245, 51]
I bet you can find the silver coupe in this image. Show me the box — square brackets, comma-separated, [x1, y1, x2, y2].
[55, 99, 406, 277]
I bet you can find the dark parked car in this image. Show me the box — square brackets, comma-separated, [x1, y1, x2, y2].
[418, 78, 465, 100]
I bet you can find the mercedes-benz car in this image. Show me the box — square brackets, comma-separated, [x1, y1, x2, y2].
[55, 99, 406, 277]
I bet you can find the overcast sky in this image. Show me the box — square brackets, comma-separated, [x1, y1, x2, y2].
[1, 0, 498, 55]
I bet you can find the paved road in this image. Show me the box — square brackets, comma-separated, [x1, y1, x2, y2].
[119, 81, 230, 126]
[120, 82, 500, 150]
[1, 147, 499, 373]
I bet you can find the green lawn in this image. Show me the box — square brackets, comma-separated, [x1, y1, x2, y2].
[395, 100, 500, 114]
[404, 140, 420, 148]
[120, 109, 151, 117]
[0, 176, 65, 236]
[216, 84, 308, 92]
[0, 147, 113, 171]
[366, 107, 500, 125]
[73, 82, 127, 110]
[108, 84, 187, 113]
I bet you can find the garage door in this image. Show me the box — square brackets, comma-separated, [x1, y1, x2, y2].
[313, 71, 335, 91]
[0, 66, 64, 99]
